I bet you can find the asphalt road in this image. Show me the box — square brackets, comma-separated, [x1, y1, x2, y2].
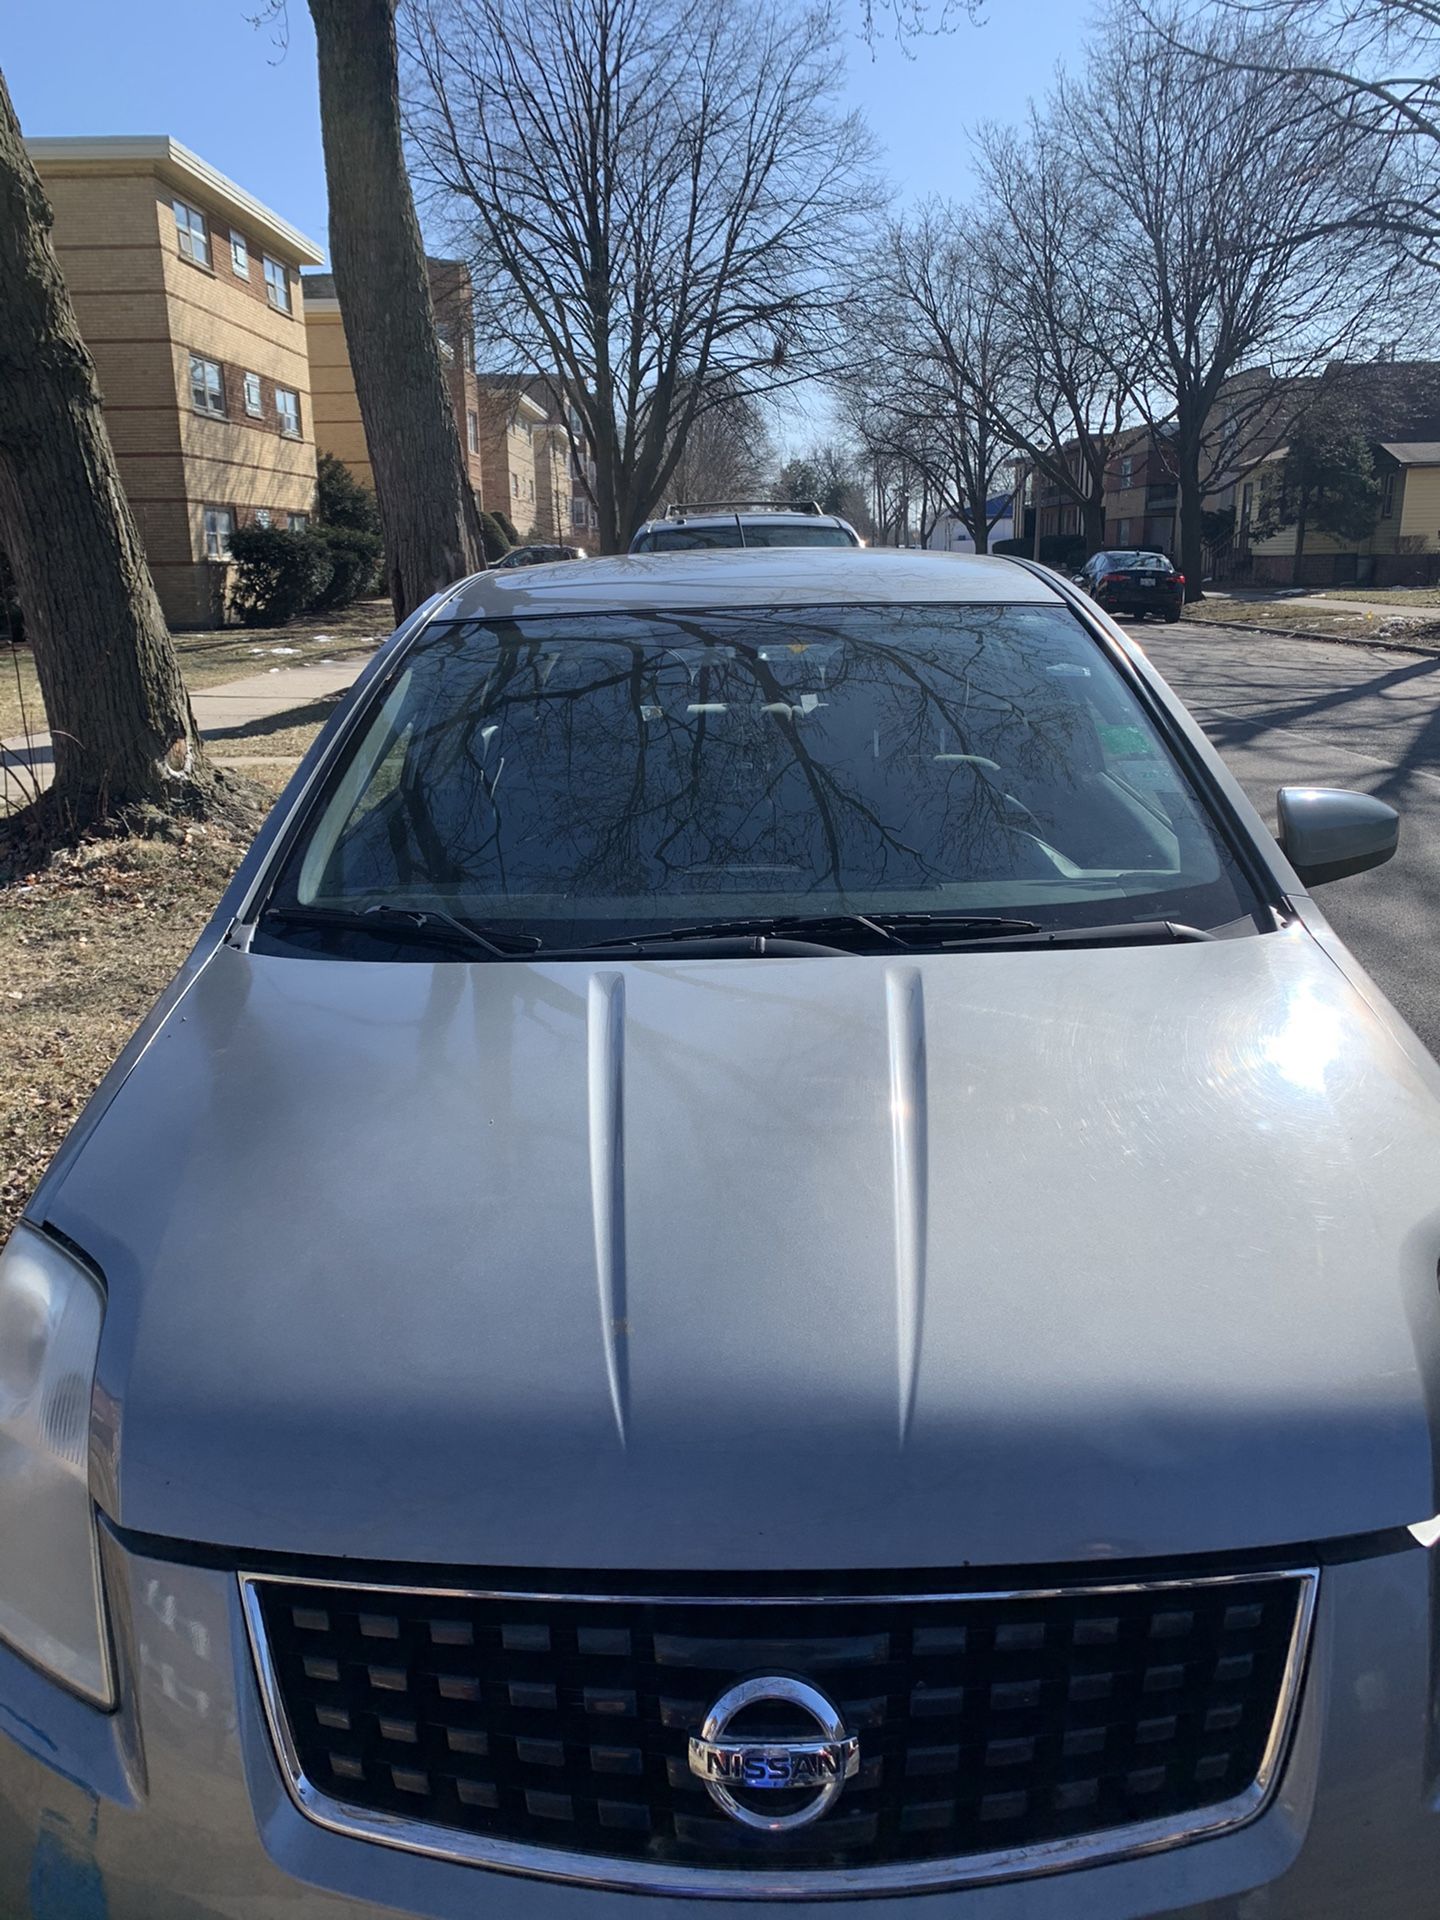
[1142, 620, 1440, 1057]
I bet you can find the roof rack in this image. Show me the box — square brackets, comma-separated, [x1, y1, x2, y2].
[663, 499, 825, 519]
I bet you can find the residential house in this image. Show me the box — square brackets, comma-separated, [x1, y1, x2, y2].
[29, 136, 323, 628]
[925, 497, 1016, 553]
[302, 257, 487, 506]
[1246, 441, 1440, 587]
[532, 422, 576, 546]
[1103, 429, 1180, 552]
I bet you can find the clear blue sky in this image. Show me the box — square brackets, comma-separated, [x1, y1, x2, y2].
[3, 0, 1088, 257]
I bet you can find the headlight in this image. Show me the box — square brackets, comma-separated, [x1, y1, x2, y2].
[0, 1223, 112, 1705]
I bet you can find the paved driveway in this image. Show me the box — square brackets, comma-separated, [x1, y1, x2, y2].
[1143, 621, 1440, 1057]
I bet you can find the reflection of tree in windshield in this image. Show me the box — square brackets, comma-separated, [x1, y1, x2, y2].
[305, 604, 1229, 929]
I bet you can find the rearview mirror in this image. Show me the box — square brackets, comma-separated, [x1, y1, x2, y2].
[1277, 786, 1399, 886]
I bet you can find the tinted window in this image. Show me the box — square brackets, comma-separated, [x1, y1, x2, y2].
[640, 525, 745, 551]
[1108, 553, 1173, 572]
[266, 605, 1256, 952]
[741, 522, 857, 547]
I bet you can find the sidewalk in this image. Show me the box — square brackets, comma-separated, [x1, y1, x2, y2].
[1208, 588, 1440, 620]
[1, 654, 371, 806]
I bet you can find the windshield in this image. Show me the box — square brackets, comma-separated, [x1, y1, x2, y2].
[262, 603, 1259, 953]
[1106, 553, 1173, 572]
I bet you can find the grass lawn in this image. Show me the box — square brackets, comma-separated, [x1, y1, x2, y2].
[1182, 598, 1440, 645]
[0, 677, 350, 1236]
[1, 817, 257, 1241]
[0, 598, 393, 740]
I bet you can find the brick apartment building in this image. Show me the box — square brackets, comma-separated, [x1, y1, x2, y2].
[28, 136, 323, 628]
[303, 257, 487, 505]
[473, 376, 547, 533]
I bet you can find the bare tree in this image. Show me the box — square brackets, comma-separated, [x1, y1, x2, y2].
[1061, 4, 1401, 597]
[844, 214, 1020, 552]
[665, 388, 776, 508]
[308, 0, 484, 619]
[973, 120, 1146, 555]
[0, 71, 216, 833]
[404, 0, 877, 551]
[1158, 0, 1440, 270]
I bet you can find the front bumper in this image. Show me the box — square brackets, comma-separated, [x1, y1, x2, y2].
[2, 1535, 1438, 1920]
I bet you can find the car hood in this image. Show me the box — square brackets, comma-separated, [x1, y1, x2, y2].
[49, 927, 1440, 1569]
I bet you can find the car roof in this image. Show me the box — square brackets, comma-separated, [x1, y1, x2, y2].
[437, 547, 1063, 620]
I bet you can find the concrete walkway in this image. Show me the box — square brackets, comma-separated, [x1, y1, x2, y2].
[1, 655, 370, 804]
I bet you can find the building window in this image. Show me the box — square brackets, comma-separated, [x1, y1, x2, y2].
[1116, 518, 1130, 544]
[573, 499, 585, 529]
[275, 388, 301, 438]
[467, 410, 479, 454]
[288, 511, 308, 532]
[253, 507, 272, 528]
[512, 473, 519, 496]
[174, 199, 209, 267]
[189, 354, 225, 417]
[230, 230, 249, 277]
[263, 256, 291, 312]
[1119, 455, 1134, 488]
[243, 371, 263, 416]
[1381, 471, 1397, 518]
[461, 331, 475, 372]
[203, 506, 234, 559]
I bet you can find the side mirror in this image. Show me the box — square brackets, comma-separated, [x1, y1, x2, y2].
[1277, 786, 1399, 886]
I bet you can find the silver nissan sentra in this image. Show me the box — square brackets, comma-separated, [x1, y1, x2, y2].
[5, 548, 1440, 1918]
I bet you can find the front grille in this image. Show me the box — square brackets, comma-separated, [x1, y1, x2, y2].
[244, 1570, 1313, 1892]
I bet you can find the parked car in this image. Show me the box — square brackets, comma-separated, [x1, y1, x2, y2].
[7, 547, 1440, 1920]
[1076, 547, 1186, 621]
[492, 542, 587, 568]
[630, 498, 861, 552]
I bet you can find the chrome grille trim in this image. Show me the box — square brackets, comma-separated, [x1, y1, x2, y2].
[239, 1567, 1319, 1899]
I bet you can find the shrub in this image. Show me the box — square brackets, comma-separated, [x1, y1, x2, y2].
[479, 511, 512, 562]
[494, 508, 520, 547]
[1038, 534, 1087, 574]
[312, 526, 384, 610]
[315, 451, 381, 535]
[990, 537, 1031, 558]
[229, 525, 333, 627]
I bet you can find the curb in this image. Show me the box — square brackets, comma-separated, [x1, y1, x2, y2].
[1181, 615, 1440, 658]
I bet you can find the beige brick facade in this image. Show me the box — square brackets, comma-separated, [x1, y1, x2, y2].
[302, 258, 487, 512]
[30, 137, 324, 628]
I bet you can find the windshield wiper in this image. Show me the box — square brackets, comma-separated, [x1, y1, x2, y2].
[558, 912, 1043, 956]
[942, 919, 1218, 950]
[260, 903, 541, 959]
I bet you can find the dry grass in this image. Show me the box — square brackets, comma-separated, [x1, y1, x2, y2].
[1182, 598, 1440, 645]
[0, 598, 392, 740]
[0, 817, 256, 1241]
[0, 670, 354, 1239]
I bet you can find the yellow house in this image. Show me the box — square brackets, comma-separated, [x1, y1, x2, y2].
[1246, 441, 1440, 588]
[28, 136, 324, 628]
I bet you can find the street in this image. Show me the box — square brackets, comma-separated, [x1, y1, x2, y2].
[1145, 620, 1440, 1056]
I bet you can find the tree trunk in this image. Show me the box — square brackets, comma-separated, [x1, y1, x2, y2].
[309, 0, 484, 620]
[1175, 433, 1205, 603]
[0, 70, 213, 830]
[1292, 505, 1308, 588]
[1083, 487, 1106, 558]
